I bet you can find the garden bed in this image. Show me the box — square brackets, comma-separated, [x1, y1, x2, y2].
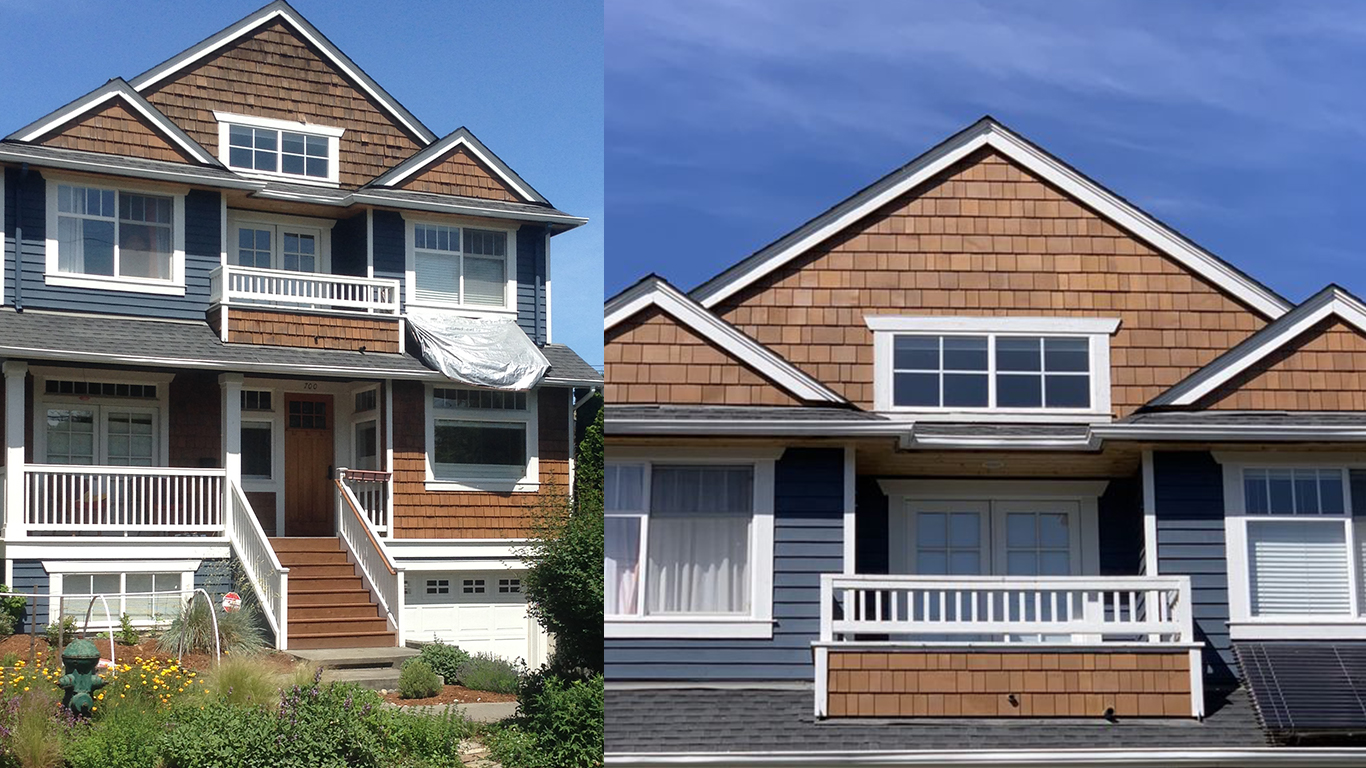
[383, 683, 518, 706]
[0, 633, 298, 673]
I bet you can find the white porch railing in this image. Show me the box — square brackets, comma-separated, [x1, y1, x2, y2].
[336, 476, 404, 644]
[210, 264, 401, 314]
[820, 574, 1193, 643]
[226, 481, 289, 650]
[22, 465, 226, 536]
[339, 468, 391, 533]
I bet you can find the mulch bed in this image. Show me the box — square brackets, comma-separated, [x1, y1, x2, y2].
[382, 684, 517, 707]
[0, 634, 297, 672]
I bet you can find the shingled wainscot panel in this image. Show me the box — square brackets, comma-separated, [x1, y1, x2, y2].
[218, 308, 401, 353]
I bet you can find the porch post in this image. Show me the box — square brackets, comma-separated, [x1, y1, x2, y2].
[843, 445, 855, 575]
[3, 361, 27, 539]
[220, 373, 243, 490]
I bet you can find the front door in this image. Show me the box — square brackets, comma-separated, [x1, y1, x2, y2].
[284, 393, 333, 536]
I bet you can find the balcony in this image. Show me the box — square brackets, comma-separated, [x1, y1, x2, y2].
[208, 265, 404, 352]
[21, 464, 227, 537]
[815, 574, 1203, 719]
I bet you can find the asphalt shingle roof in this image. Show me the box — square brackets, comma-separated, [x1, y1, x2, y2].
[605, 688, 1269, 754]
[1124, 411, 1366, 427]
[605, 405, 878, 422]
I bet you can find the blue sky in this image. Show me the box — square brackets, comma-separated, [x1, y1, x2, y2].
[606, 0, 1366, 305]
[0, 0, 604, 366]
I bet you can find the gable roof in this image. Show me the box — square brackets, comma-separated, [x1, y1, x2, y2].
[690, 116, 1292, 319]
[606, 275, 847, 405]
[1151, 285, 1366, 407]
[367, 127, 548, 204]
[127, 0, 436, 146]
[6, 78, 219, 166]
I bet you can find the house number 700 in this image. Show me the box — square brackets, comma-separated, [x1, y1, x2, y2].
[303, 382, 318, 390]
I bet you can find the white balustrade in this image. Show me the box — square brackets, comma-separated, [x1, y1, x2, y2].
[210, 264, 401, 314]
[819, 574, 1193, 644]
[339, 468, 391, 533]
[336, 478, 404, 643]
[23, 465, 226, 535]
[226, 482, 289, 649]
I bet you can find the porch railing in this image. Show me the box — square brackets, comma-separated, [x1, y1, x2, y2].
[819, 574, 1194, 644]
[335, 476, 404, 644]
[22, 465, 226, 536]
[210, 264, 401, 314]
[339, 468, 391, 534]
[226, 481, 288, 650]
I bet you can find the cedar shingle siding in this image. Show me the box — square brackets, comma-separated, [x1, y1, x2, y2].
[214, 307, 401, 353]
[606, 306, 800, 406]
[396, 146, 520, 201]
[141, 20, 423, 188]
[1197, 319, 1366, 410]
[710, 149, 1269, 417]
[37, 99, 197, 164]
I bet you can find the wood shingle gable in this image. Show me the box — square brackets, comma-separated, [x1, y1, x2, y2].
[368, 127, 549, 204]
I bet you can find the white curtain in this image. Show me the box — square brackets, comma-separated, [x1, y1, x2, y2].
[605, 517, 641, 616]
[645, 465, 753, 615]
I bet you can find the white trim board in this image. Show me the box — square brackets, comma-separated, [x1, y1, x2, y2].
[1152, 285, 1366, 406]
[605, 276, 846, 404]
[128, 1, 436, 145]
[368, 129, 543, 204]
[690, 117, 1291, 319]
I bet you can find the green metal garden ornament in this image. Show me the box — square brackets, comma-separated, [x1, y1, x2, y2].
[58, 638, 107, 716]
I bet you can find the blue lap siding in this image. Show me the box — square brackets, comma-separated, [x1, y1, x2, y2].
[516, 224, 548, 345]
[1153, 451, 1236, 685]
[605, 447, 844, 681]
[10, 560, 48, 633]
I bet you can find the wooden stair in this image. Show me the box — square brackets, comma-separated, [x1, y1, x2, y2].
[270, 537, 397, 650]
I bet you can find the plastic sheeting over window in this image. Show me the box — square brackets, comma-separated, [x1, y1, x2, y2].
[407, 311, 549, 391]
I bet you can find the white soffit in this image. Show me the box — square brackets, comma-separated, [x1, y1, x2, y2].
[605, 277, 847, 404]
[692, 118, 1290, 320]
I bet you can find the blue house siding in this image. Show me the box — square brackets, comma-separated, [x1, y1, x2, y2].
[1099, 478, 1143, 576]
[854, 477, 889, 575]
[372, 209, 405, 310]
[5, 169, 221, 320]
[516, 224, 548, 345]
[10, 560, 49, 633]
[605, 447, 844, 681]
[331, 213, 367, 277]
[1153, 450, 1236, 685]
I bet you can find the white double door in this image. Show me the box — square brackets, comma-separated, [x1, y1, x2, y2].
[899, 499, 1084, 578]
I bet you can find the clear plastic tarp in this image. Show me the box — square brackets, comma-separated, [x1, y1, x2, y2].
[406, 311, 549, 391]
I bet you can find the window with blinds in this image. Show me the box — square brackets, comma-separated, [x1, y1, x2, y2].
[412, 223, 508, 308]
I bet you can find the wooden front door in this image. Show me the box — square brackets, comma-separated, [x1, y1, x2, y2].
[284, 393, 334, 536]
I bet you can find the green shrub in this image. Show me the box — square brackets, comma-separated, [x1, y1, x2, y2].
[156, 597, 265, 656]
[66, 699, 167, 768]
[116, 613, 139, 646]
[0, 652, 19, 667]
[0, 585, 28, 627]
[398, 659, 442, 699]
[202, 654, 279, 707]
[44, 616, 78, 646]
[409, 641, 469, 685]
[3, 689, 73, 768]
[512, 670, 604, 768]
[0, 611, 14, 640]
[158, 701, 278, 768]
[369, 705, 471, 764]
[484, 722, 543, 768]
[455, 652, 520, 694]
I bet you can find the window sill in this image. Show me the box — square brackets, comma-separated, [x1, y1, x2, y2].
[45, 273, 186, 296]
[406, 300, 517, 317]
[876, 409, 1112, 424]
[1230, 619, 1366, 640]
[606, 617, 775, 640]
[426, 479, 539, 494]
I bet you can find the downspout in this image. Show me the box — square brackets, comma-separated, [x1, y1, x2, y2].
[12, 164, 25, 312]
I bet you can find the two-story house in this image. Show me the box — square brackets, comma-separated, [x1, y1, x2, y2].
[0, 1, 600, 660]
[604, 118, 1366, 765]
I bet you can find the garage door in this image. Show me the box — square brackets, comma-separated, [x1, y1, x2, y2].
[404, 571, 550, 666]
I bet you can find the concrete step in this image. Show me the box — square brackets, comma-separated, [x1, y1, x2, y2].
[289, 603, 383, 621]
[289, 645, 418, 669]
[321, 666, 401, 690]
[288, 630, 397, 650]
[270, 537, 343, 553]
[289, 616, 390, 635]
[290, 589, 373, 606]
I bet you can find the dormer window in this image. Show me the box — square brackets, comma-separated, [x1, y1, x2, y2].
[214, 112, 343, 186]
[867, 316, 1119, 415]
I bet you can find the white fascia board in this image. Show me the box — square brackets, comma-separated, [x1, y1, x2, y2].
[695, 120, 1290, 319]
[604, 748, 1366, 767]
[0, 343, 432, 380]
[347, 192, 586, 226]
[605, 280, 846, 404]
[1094, 423, 1366, 441]
[375, 135, 538, 203]
[212, 110, 346, 137]
[5, 541, 229, 561]
[383, 539, 523, 560]
[12, 87, 218, 166]
[604, 419, 904, 437]
[1153, 289, 1366, 406]
[907, 434, 1100, 451]
[0, 146, 263, 190]
[865, 315, 1121, 334]
[130, 5, 435, 145]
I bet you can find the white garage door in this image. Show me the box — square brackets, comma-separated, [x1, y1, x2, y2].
[404, 571, 550, 666]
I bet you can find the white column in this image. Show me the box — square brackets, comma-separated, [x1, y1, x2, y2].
[384, 379, 395, 536]
[3, 361, 27, 539]
[220, 373, 243, 488]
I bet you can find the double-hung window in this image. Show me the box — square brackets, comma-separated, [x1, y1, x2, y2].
[425, 386, 537, 491]
[47, 180, 185, 294]
[605, 451, 777, 639]
[867, 317, 1118, 414]
[215, 112, 343, 185]
[410, 222, 512, 310]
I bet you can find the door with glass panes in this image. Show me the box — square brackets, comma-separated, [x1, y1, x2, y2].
[43, 406, 157, 466]
[233, 222, 323, 273]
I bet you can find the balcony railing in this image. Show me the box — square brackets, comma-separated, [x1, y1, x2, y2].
[336, 477, 403, 644]
[22, 465, 227, 536]
[339, 468, 391, 534]
[820, 574, 1194, 644]
[210, 265, 401, 314]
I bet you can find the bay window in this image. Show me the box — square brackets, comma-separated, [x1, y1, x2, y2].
[605, 450, 777, 639]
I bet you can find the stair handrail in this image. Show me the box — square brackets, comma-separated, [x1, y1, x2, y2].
[335, 471, 404, 644]
[225, 480, 289, 649]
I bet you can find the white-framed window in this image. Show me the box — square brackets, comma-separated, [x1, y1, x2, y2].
[227, 212, 334, 274]
[463, 578, 486, 594]
[426, 579, 450, 595]
[44, 177, 187, 296]
[404, 216, 516, 313]
[1221, 455, 1366, 638]
[353, 419, 379, 471]
[498, 578, 521, 594]
[242, 421, 273, 480]
[424, 386, 538, 492]
[605, 447, 779, 639]
[47, 562, 195, 627]
[866, 316, 1118, 417]
[33, 369, 173, 467]
[214, 111, 343, 186]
